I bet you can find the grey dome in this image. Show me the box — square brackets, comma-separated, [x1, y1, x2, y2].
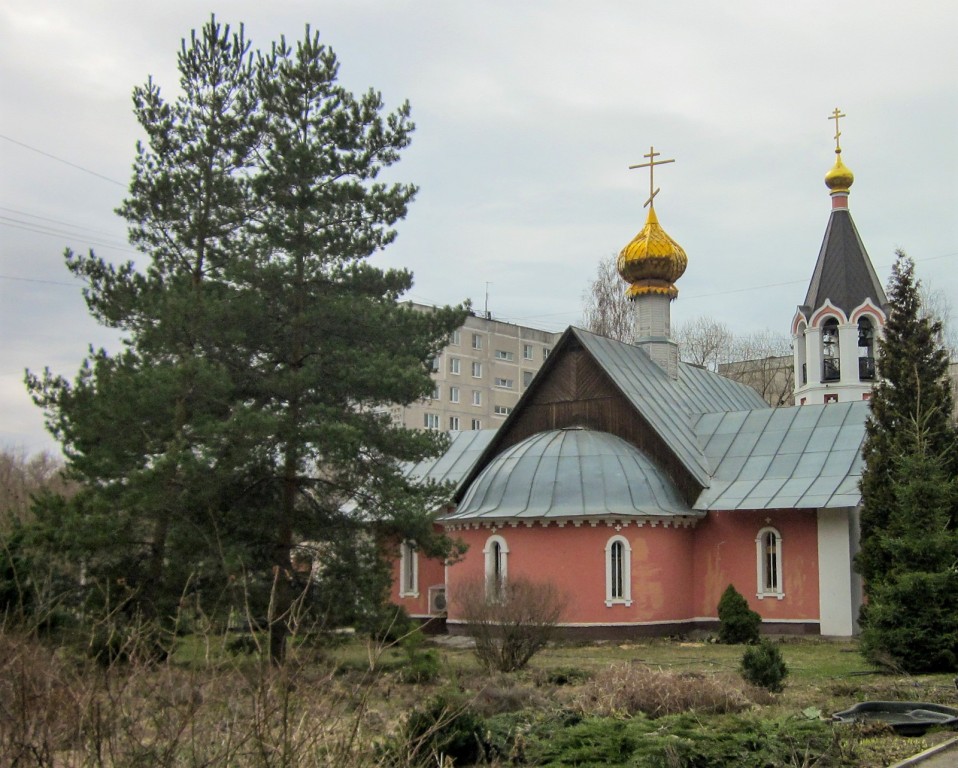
[449, 428, 693, 521]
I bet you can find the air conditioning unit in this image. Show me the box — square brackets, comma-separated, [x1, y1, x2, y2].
[428, 585, 447, 615]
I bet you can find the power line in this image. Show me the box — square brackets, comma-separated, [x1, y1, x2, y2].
[0, 133, 126, 187]
[0, 274, 79, 288]
[0, 205, 126, 241]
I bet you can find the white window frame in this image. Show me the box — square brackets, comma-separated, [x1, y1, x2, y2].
[494, 378, 514, 389]
[423, 413, 440, 431]
[449, 416, 460, 430]
[471, 418, 482, 430]
[450, 329, 461, 346]
[431, 384, 440, 400]
[543, 347, 552, 360]
[523, 344, 534, 360]
[472, 390, 481, 406]
[472, 333, 483, 350]
[399, 541, 419, 598]
[471, 361, 482, 378]
[483, 534, 508, 598]
[605, 535, 632, 607]
[756, 526, 784, 600]
[494, 349, 514, 361]
[449, 357, 461, 375]
[449, 386, 460, 403]
[493, 405, 512, 416]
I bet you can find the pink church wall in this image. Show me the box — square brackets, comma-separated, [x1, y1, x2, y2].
[692, 509, 820, 622]
[444, 522, 698, 625]
[390, 541, 447, 618]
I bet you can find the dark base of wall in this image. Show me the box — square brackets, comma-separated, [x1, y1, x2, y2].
[446, 621, 822, 641]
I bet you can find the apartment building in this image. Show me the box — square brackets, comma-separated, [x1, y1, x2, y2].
[390, 307, 562, 432]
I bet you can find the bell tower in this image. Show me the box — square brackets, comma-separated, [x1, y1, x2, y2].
[792, 109, 887, 405]
[617, 146, 687, 379]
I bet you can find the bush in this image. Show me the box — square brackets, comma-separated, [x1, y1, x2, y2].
[859, 570, 958, 673]
[717, 584, 761, 644]
[740, 639, 788, 692]
[397, 629, 441, 684]
[381, 694, 487, 766]
[457, 576, 566, 672]
[575, 664, 752, 718]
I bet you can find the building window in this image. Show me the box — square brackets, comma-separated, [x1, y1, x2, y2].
[756, 527, 784, 599]
[472, 390, 481, 406]
[471, 418, 482, 430]
[494, 377, 514, 389]
[483, 535, 508, 598]
[449, 357, 461, 375]
[449, 416, 460, 430]
[423, 413, 440, 431]
[472, 361, 482, 378]
[431, 384, 440, 400]
[449, 386, 460, 403]
[399, 541, 418, 598]
[858, 317, 876, 380]
[430, 356, 440, 372]
[605, 535, 632, 606]
[450, 329, 461, 346]
[522, 370, 534, 388]
[472, 333, 483, 350]
[543, 347, 551, 360]
[824, 393, 838, 404]
[821, 318, 840, 382]
[493, 405, 512, 416]
[523, 344, 533, 360]
[495, 349, 514, 361]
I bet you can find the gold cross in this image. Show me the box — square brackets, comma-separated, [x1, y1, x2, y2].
[629, 145, 675, 208]
[828, 108, 846, 153]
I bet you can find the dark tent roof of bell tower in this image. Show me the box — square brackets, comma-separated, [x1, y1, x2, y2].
[801, 209, 887, 318]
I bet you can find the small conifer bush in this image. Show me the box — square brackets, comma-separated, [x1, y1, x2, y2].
[741, 639, 789, 692]
[717, 584, 761, 644]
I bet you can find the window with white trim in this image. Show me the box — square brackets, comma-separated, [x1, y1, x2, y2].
[450, 329, 461, 346]
[605, 535, 632, 606]
[472, 333, 483, 350]
[543, 347, 551, 360]
[449, 386, 460, 403]
[429, 356, 440, 372]
[523, 344, 533, 360]
[471, 361, 482, 378]
[399, 541, 419, 598]
[495, 349, 514, 361]
[493, 405, 512, 416]
[423, 413, 440, 431]
[472, 390, 481, 406]
[484, 535, 508, 598]
[494, 377, 514, 389]
[449, 416, 460, 430]
[431, 384, 440, 400]
[449, 357, 461, 374]
[756, 527, 784, 599]
[471, 418, 482, 430]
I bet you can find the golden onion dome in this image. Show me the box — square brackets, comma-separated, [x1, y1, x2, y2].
[617, 206, 687, 300]
[825, 151, 854, 194]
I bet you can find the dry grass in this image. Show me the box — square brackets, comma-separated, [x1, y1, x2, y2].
[573, 663, 762, 718]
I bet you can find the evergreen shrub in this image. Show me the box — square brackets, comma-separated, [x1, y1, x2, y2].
[740, 639, 789, 692]
[717, 584, 761, 644]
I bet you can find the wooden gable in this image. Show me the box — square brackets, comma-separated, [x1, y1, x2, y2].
[456, 331, 703, 505]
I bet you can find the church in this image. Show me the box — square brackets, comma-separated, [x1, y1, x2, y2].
[392, 112, 887, 638]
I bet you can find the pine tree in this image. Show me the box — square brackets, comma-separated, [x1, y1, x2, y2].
[856, 252, 958, 672]
[28, 18, 466, 662]
[857, 252, 955, 584]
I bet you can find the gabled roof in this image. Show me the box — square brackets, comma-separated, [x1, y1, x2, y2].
[801, 209, 887, 317]
[693, 400, 867, 510]
[571, 328, 768, 486]
[404, 429, 497, 487]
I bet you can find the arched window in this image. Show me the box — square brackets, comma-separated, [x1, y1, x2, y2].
[858, 317, 875, 380]
[399, 541, 419, 598]
[483, 535, 508, 598]
[604, 535, 632, 607]
[796, 323, 808, 385]
[821, 318, 840, 382]
[755, 527, 784, 599]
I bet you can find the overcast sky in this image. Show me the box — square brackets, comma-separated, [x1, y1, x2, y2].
[2, 1, 956, 455]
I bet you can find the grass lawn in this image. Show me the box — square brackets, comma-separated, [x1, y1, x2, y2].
[327, 634, 958, 767]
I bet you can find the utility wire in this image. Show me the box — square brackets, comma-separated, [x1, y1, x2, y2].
[0, 133, 126, 187]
